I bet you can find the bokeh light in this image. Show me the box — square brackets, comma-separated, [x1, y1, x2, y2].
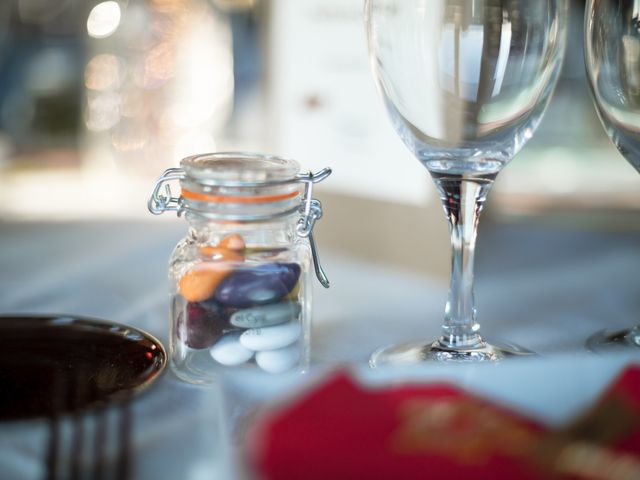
[119, 89, 147, 118]
[87, 1, 122, 39]
[84, 54, 126, 91]
[85, 92, 120, 131]
[111, 119, 149, 152]
[134, 41, 176, 89]
[168, 9, 234, 129]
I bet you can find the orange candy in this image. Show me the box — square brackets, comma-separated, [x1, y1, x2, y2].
[218, 233, 246, 251]
[200, 233, 246, 257]
[180, 234, 245, 302]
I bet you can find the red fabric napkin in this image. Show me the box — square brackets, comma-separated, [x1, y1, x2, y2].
[247, 366, 640, 480]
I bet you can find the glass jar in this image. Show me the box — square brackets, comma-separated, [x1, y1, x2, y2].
[148, 152, 331, 384]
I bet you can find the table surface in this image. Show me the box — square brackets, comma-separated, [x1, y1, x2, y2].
[0, 218, 639, 478]
[1, 219, 637, 356]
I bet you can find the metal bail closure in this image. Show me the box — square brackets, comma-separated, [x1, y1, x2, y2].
[148, 167, 185, 215]
[149, 164, 332, 288]
[296, 168, 332, 288]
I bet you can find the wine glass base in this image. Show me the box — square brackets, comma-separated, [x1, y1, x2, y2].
[369, 339, 534, 368]
[586, 328, 640, 352]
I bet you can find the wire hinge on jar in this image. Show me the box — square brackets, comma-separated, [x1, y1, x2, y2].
[148, 167, 185, 216]
[296, 168, 332, 289]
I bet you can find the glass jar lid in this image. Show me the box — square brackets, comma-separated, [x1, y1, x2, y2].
[177, 153, 303, 221]
[181, 152, 300, 186]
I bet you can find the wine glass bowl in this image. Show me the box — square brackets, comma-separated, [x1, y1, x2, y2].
[585, 0, 640, 349]
[365, 0, 568, 365]
[367, 1, 568, 176]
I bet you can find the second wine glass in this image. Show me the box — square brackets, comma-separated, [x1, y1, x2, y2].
[585, 0, 640, 350]
[365, 0, 568, 365]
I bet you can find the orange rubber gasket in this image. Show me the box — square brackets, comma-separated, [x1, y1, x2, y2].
[182, 188, 299, 204]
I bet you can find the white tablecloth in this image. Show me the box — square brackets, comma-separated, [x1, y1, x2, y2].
[0, 219, 638, 478]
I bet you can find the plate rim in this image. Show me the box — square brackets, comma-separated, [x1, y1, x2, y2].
[0, 313, 168, 421]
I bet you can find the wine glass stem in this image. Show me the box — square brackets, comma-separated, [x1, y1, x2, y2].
[433, 173, 495, 350]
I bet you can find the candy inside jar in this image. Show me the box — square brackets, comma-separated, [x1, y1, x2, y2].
[149, 153, 330, 384]
[172, 234, 308, 377]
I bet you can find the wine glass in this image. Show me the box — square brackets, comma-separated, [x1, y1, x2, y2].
[365, 0, 568, 365]
[585, 0, 640, 350]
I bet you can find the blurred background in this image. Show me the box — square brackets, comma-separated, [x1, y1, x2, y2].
[0, 0, 638, 280]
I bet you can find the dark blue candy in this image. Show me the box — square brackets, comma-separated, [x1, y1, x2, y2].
[215, 263, 301, 308]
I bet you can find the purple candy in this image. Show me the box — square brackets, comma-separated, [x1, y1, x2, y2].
[215, 263, 301, 308]
[176, 300, 234, 349]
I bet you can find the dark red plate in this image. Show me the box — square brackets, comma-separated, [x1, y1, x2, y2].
[0, 315, 166, 421]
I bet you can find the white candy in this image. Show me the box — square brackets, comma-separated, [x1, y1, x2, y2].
[239, 322, 301, 351]
[256, 345, 300, 373]
[209, 332, 254, 366]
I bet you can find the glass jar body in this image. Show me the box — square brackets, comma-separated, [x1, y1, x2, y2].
[169, 215, 312, 384]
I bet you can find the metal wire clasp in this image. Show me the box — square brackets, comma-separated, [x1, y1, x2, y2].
[148, 165, 332, 288]
[148, 168, 185, 215]
[296, 168, 332, 288]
